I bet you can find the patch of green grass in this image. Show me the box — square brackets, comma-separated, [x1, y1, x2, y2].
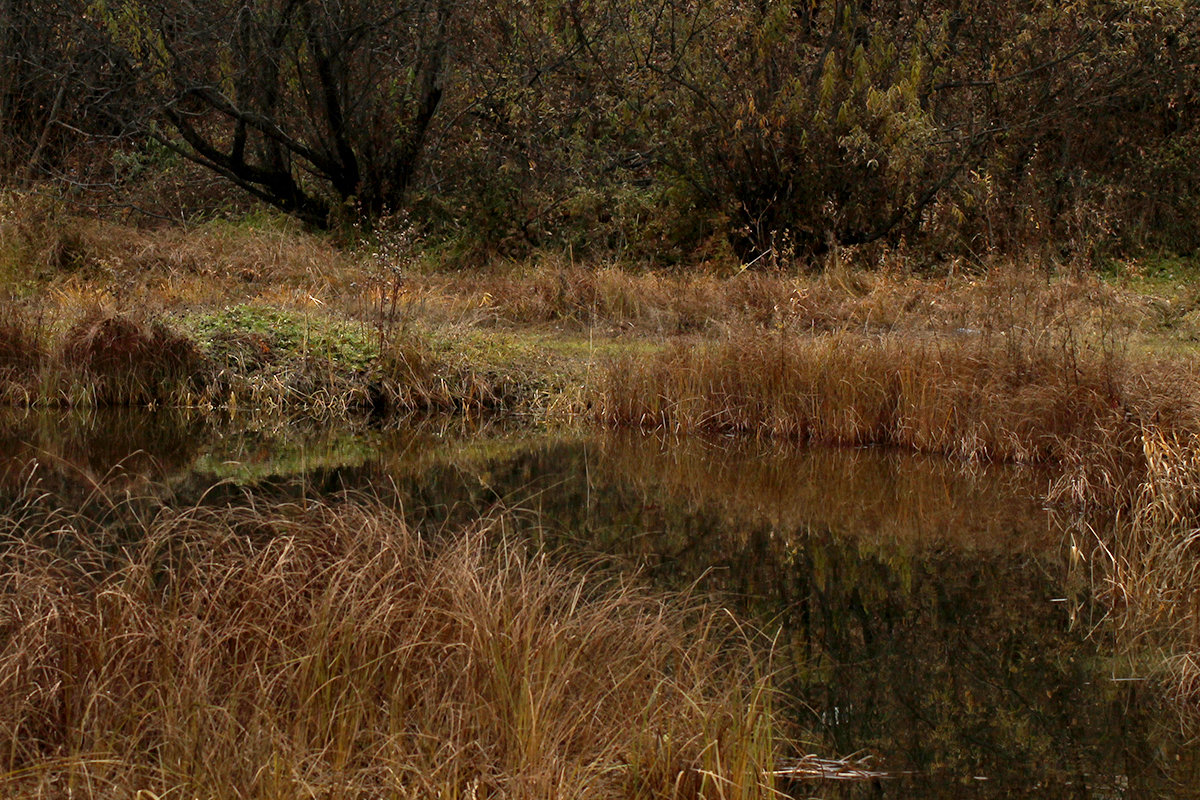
[1101, 253, 1200, 297]
[181, 304, 379, 371]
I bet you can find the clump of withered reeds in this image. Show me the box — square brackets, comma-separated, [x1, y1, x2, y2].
[0, 493, 780, 800]
[1075, 428, 1200, 710]
[592, 330, 1143, 462]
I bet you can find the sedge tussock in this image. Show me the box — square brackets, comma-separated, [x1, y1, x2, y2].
[0, 495, 781, 800]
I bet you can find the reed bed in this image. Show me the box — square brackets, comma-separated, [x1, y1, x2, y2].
[0, 494, 780, 800]
[592, 329, 1145, 464]
[0, 304, 44, 405]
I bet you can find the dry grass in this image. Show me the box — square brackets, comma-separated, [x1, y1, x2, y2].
[0, 191, 356, 308]
[0, 190, 1163, 340]
[401, 259, 1150, 339]
[0, 494, 780, 800]
[59, 310, 200, 406]
[592, 330, 1136, 463]
[0, 193, 93, 281]
[584, 307, 1200, 706]
[0, 299, 575, 418]
[1072, 429, 1200, 709]
[0, 304, 203, 409]
[0, 303, 44, 403]
[0, 196, 1192, 451]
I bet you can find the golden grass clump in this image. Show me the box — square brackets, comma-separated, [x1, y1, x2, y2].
[0, 495, 779, 799]
[593, 330, 1135, 464]
[1073, 428, 1200, 708]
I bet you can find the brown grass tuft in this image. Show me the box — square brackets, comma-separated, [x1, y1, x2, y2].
[0, 192, 92, 280]
[0, 304, 43, 402]
[60, 310, 200, 404]
[0, 495, 780, 799]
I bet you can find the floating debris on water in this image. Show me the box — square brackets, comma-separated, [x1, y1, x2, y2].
[773, 753, 890, 782]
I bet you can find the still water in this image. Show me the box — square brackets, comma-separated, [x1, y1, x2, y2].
[2, 408, 1198, 798]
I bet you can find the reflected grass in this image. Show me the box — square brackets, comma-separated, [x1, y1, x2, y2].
[588, 433, 1054, 552]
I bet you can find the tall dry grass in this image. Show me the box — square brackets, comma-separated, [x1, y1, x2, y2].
[0, 494, 780, 799]
[59, 310, 200, 406]
[0, 303, 203, 409]
[0, 303, 44, 404]
[592, 330, 1138, 464]
[586, 309, 1200, 706]
[403, 259, 1149, 338]
[1070, 427, 1200, 709]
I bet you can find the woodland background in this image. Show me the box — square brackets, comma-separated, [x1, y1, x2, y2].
[2, 0, 1197, 267]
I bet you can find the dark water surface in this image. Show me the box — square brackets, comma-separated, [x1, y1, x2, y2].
[3, 408, 1199, 798]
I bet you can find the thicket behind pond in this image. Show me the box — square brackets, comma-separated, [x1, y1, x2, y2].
[3, 1, 1197, 263]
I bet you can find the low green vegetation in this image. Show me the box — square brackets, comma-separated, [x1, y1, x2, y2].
[184, 304, 380, 372]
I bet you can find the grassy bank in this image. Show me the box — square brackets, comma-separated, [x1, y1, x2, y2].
[0, 301, 602, 416]
[0, 195, 1185, 430]
[0, 493, 779, 799]
[6, 202, 1200, 505]
[10, 195, 1200, 715]
[7, 199, 1200, 500]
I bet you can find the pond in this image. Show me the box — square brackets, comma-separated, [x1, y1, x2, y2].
[2, 408, 1198, 798]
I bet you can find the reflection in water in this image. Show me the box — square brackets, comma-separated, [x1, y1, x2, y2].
[2, 410, 1199, 798]
[0, 407, 203, 487]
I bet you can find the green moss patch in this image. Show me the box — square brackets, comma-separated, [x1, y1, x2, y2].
[181, 305, 379, 372]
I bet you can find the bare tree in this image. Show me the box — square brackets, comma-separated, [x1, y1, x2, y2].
[99, 0, 457, 226]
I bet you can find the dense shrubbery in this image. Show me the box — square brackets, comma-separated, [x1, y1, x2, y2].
[2, 0, 1197, 264]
